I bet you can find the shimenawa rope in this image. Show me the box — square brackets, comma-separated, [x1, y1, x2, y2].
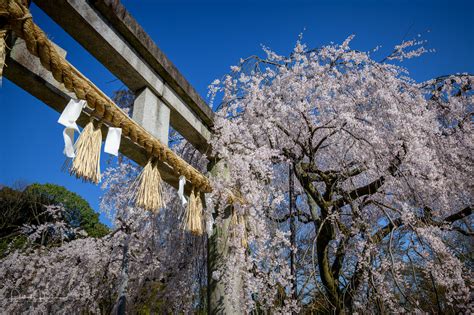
[0, 29, 7, 81]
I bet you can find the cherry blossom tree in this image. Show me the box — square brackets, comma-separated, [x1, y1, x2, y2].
[208, 35, 473, 313]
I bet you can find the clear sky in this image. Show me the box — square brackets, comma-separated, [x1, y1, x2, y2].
[1, 0, 472, 225]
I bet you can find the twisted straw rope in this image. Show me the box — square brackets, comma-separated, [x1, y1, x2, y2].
[0, 29, 6, 79]
[0, 0, 212, 192]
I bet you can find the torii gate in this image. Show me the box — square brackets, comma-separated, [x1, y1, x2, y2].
[1, 0, 237, 313]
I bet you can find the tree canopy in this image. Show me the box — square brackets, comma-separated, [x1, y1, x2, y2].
[25, 183, 109, 238]
[207, 36, 473, 313]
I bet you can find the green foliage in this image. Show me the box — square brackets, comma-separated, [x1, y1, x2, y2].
[0, 183, 109, 257]
[25, 183, 109, 238]
[0, 185, 43, 255]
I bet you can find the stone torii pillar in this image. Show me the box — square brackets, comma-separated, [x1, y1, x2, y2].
[207, 160, 243, 314]
[133, 87, 170, 146]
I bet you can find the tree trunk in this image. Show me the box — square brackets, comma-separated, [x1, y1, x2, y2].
[294, 164, 345, 314]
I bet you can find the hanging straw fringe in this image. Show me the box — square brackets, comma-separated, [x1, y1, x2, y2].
[70, 120, 102, 184]
[132, 159, 164, 213]
[226, 188, 246, 206]
[195, 192, 204, 233]
[0, 29, 7, 83]
[184, 189, 203, 235]
[239, 215, 248, 248]
[230, 211, 248, 248]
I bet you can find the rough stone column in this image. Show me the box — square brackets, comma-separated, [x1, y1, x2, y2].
[132, 87, 170, 145]
[207, 159, 243, 314]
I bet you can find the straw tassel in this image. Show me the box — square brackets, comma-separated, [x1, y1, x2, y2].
[132, 159, 164, 212]
[70, 119, 102, 184]
[184, 189, 203, 235]
[239, 215, 248, 248]
[230, 211, 248, 248]
[195, 192, 204, 234]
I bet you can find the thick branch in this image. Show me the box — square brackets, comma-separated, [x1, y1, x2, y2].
[444, 206, 472, 223]
[333, 176, 386, 209]
[332, 145, 405, 209]
[371, 206, 473, 243]
[295, 163, 325, 207]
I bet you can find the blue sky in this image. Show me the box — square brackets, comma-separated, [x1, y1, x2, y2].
[1, 0, 472, 225]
